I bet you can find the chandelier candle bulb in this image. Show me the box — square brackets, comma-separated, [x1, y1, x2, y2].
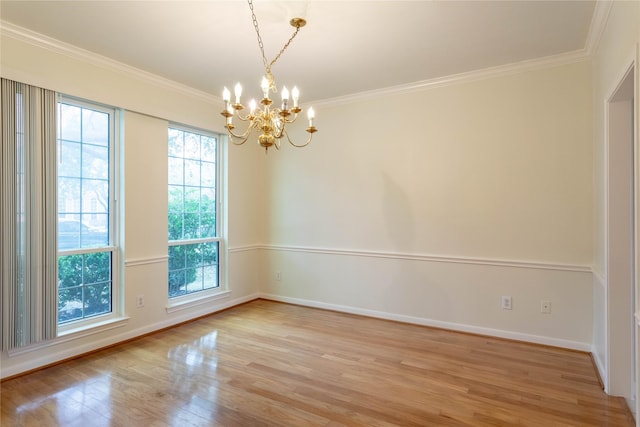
[249, 99, 257, 115]
[222, 86, 231, 110]
[281, 86, 289, 110]
[261, 77, 270, 98]
[226, 105, 234, 125]
[234, 83, 242, 104]
[292, 86, 299, 107]
[308, 107, 315, 127]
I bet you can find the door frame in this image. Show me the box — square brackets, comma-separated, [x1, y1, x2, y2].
[604, 47, 638, 416]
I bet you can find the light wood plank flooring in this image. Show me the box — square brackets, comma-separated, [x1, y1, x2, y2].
[1, 299, 635, 426]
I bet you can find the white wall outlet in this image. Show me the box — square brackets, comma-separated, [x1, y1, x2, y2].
[136, 295, 145, 308]
[541, 300, 551, 314]
[275, 271, 281, 281]
[501, 295, 512, 310]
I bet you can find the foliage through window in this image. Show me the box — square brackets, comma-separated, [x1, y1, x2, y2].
[57, 99, 115, 324]
[168, 127, 220, 298]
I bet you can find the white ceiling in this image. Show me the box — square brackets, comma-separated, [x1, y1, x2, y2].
[0, 0, 598, 103]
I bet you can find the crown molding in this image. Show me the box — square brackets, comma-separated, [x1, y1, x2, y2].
[584, 0, 614, 56]
[0, 20, 219, 106]
[313, 49, 591, 108]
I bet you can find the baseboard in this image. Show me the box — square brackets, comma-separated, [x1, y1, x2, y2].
[2, 290, 594, 379]
[259, 293, 592, 352]
[120, 292, 260, 344]
[590, 345, 608, 391]
[0, 292, 261, 380]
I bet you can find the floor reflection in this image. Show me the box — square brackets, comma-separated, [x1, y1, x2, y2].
[14, 373, 112, 426]
[3, 329, 225, 426]
[167, 330, 220, 423]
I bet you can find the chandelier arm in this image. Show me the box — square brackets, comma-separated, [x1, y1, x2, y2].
[226, 124, 250, 140]
[282, 113, 298, 125]
[226, 120, 258, 144]
[283, 128, 314, 148]
[235, 111, 254, 122]
[228, 132, 250, 146]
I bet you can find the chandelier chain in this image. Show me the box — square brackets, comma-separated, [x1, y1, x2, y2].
[248, 0, 302, 80]
[270, 26, 301, 71]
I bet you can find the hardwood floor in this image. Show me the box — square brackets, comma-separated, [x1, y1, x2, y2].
[1, 299, 635, 426]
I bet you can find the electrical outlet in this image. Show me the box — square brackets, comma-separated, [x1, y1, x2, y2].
[275, 271, 281, 281]
[541, 300, 551, 314]
[136, 295, 145, 308]
[501, 296, 512, 310]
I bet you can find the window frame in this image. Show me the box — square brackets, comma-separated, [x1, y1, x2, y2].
[56, 95, 122, 334]
[167, 123, 225, 309]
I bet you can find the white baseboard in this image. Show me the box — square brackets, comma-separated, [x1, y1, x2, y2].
[2, 291, 594, 379]
[258, 293, 592, 352]
[122, 292, 260, 341]
[627, 397, 636, 419]
[591, 345, 608, 392]
[0, 292, 261, 379]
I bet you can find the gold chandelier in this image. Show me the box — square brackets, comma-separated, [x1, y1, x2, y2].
[221, 0, 317, 152]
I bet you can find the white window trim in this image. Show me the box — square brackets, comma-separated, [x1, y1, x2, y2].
[56, 96, 122, 334]
[165, 289, 231, 314]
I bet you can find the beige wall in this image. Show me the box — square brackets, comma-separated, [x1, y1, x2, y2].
[263, 60, 594, 348]
[0, 32, 265, 378]
[268, 62, 592, 264]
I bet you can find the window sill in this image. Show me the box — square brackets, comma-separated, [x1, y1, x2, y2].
[8, 316, 130, 358]
[166, 289, 231, 314]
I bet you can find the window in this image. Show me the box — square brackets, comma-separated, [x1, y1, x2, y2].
[168, 127, 221, 298]
[57, 98, 117, 325]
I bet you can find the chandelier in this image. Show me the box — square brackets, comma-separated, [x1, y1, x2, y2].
[221, 0, 317, 152]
